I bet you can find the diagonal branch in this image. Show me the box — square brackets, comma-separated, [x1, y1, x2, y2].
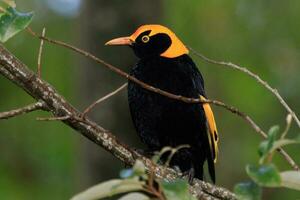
[0, 101, 46, 120]
[36, 115, 71, 121]
[0, 44, 236, 200]
[26, 29, 299, 171]
[82, 83, 128, 118]
[189, 47, 300, 129]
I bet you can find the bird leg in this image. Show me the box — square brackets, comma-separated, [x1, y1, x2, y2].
[181, 166, 195, 184]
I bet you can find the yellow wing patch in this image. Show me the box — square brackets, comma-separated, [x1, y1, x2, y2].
[200, 95, 219, 163]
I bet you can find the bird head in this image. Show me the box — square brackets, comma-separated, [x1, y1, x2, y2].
[105, 24, 189, 59]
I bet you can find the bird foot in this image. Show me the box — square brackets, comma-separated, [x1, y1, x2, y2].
[181, 167, 195, 184]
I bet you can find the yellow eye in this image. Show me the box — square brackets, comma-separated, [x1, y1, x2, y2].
[141, 35, 150, 43]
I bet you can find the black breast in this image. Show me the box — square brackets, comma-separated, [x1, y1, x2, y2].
[128, 54, 209, 177]
[128, 54, 206, 145]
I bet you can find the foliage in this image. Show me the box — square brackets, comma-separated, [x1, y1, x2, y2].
[0, 1, 300, 200]
[280, 171, 300, 191]
[0, 1, 76, 199]
[0, 1, 33, 42]
[161, 179, 196, 200]
[234, 115, 300, 199]
[71, 179, 145, 200]
[246, 164, 281, 187]
[71, 159, 196, 200]
[234, 181, 261, 200]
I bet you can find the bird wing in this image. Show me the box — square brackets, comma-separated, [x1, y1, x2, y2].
[200, 95, 219, 163]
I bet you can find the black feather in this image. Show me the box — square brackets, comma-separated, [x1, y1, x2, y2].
[128, 53, 216, 182]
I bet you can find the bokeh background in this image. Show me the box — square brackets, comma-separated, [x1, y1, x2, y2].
[1, 0, 300, 199]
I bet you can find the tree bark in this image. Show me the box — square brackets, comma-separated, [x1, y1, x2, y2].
[0, 44, 237, 200]
[78, 0, 163, 187]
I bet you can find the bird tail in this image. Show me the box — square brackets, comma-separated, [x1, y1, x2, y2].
[207, 153, 216, 183]
[193, 154, 215, 183]
[205, 127, 216, 183]
[194, 162, 204, 180]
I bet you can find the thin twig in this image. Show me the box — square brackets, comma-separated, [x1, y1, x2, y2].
[82, 83, 128, 118]
[165, 145, 191, 167]
[26, 28, 299, 171]
[189, 47, 300, 129]
[281, 114, 292, 139]
[37, 115, 70, 121]
[26, 28, 207, 104]
[0, 101, 46, 120]
[0, 44, 234, 200]
[37, 27, 46, 78]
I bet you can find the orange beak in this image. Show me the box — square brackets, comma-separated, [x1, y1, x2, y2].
[105, 36, 133, 46]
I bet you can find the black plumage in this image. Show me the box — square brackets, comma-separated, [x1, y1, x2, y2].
[128, 54, 214, 182]
[106, 25, 217, 183]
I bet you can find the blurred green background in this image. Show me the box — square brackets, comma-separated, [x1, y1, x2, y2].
[0, 0, 299, 199]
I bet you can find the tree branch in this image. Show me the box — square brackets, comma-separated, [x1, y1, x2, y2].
[26, 29, 299, 171]
[36, 115, 71, 121]
[189, 47, 300, 129]
[82, 83, 128, 118]
[0, 101, 46, 120]
[0, 44, 236, 199]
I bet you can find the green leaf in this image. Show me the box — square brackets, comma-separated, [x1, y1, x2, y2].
[234, 181, 262, 200]
[118, 192, 150, 200]
[161, 179, 196, 200]
[280, 171, 300, 191]
[132, 159, 146, 176]
[258, 141, 268, 158]
[120, 160, 146, 179]
[268, 125, 280, 137]
[258, 125, 279, 161]
[246, 164, 281, 187]
[71, 179, 144, 200]
[0, 7, 33, 42]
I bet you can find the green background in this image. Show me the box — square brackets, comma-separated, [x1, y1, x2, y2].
[0, 0, 299, 199]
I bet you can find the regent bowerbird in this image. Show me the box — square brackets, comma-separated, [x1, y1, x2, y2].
[106, 24, 219, 183]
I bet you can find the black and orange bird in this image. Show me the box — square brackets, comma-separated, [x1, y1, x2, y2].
[106, 24, 219, 183]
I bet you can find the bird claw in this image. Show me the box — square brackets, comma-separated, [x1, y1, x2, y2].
[181, 167, 195, 184]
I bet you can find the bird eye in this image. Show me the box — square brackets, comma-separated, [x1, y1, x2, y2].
[141, 35, 150, 43]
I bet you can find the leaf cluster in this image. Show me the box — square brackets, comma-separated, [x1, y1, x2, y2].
[71, 159, 196, 200]
[234, 115, 300, 200]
